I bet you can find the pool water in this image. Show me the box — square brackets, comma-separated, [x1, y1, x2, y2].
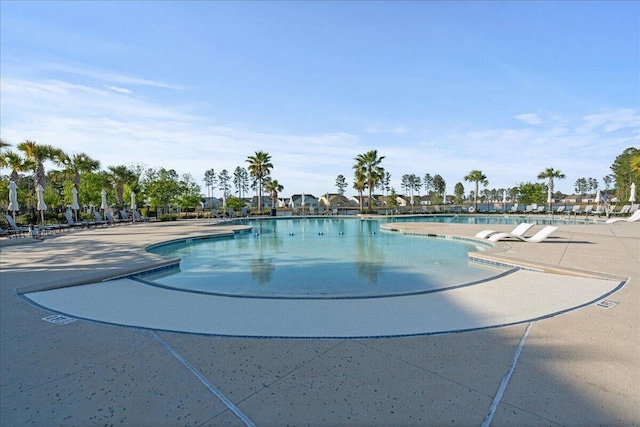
[145, 218, 503, 298]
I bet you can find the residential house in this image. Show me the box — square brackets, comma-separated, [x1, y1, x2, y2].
[317, 193, 351, 208]
[289, 194, 319, 208]
[348, 194, 383, 208]
[202, 197, 222, 209]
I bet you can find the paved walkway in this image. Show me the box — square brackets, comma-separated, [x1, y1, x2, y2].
[1, 218, 638, 426]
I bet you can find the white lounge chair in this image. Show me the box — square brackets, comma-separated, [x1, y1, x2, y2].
[612, 205, 630, 215]
[605, 210, 640, 224]
[475, 222, 534, 239]
[488, 225, 559, 243]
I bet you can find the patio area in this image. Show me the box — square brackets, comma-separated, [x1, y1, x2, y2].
[1, 219, 638, 426]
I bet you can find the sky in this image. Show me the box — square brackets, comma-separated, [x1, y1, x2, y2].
[1, 1, 638, 197]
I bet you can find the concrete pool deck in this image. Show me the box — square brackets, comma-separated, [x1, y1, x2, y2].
[1, 218, 638, 425]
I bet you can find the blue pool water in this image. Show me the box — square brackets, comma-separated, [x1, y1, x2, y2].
[145, 218, 503, 298]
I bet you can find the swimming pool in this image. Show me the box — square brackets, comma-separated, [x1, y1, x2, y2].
[145, 218, 503, 298]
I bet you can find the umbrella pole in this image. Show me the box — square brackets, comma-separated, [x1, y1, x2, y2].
[40, 210, 44, 225]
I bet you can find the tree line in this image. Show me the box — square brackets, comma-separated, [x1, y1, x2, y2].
[346, 148, 639, 212]
[1, 138, 638, 220]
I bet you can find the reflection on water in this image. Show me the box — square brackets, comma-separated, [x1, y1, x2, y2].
[250, 256, 274, 285]
[147, 218, 503, 297]
[355, 221, 384, 285]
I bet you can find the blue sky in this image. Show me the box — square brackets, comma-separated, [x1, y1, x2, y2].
[1, 1, 638, 197]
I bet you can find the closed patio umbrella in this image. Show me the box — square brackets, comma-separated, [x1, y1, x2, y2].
[594, 189, 601, 213]
[71, 187, 80, 223]
[7, 180, 19, 221]
[101, 189, 108, 209]
[130, 192, 137, 222]
[502, 190, 507, 213]
[36, 184, 47, 224]
[101, 189, 108, 215]
[630, 183, 637, 203]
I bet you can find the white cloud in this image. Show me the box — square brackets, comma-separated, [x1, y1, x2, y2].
[577, 109, 640, 134]
[106, 86, 133, 94]
[44, 62, 187, 90]
[514, 113, 543, 125]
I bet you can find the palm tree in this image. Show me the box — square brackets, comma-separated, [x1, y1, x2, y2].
[353, 172, 366, 211]
[2, 151, 34, 182]
[246, 151, 273, 211]
[464, 170, 488, 212]
[56, 152, 100, 202]
[537, 167, 566, 210]
[17, 140, 63, 190]
[353, 150, 385, 212]
[108, 165, 137, 209]
[0, 139, 11, 168]
[265, 179, 284, 209]
[58, 153, 100, 214]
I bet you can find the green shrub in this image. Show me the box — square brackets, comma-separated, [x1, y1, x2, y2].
[80, 212, 95, 222]
[158, 214, 178, 222]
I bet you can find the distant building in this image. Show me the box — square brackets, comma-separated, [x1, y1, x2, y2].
[248, 196, 274, 208]
[289, 194, 319, 207]
[202, 197, 222, 209]
[317, 193, 350, 208]
[348, 194, 383, 208]
[561, 194, 584, 204]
